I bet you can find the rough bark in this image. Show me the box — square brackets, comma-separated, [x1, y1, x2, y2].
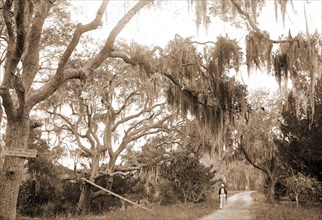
[77, 154, 101, 215]
[77, 159, 115, 215]
[77, 184, 93, 215]
[0, 119, 30, 220]
[0, 156, 24, 220]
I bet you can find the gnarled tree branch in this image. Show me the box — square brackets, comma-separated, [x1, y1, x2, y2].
[230, 0, 296, 44]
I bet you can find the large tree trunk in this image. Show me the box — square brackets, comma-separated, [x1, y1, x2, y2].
[266, 176, 276, 203]
[0, 119, 30, 220]
[0, 157, 24, 220]
[77, 184, 93, 215]
[77, 154, 100, 215]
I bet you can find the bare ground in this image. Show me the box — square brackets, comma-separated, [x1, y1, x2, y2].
[200, 191, 255, 220]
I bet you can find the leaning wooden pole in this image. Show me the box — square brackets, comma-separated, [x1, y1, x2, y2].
[81, 178, 152, 212]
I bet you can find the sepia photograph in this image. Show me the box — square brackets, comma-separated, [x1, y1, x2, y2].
[0, 0, 321, 219]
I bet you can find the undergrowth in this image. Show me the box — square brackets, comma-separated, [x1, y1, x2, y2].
[251, 192, 322, 220]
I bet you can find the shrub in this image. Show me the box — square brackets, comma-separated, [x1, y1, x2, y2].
[158, 180, 182, 205]
[160, 152, 216, 204]
[17, 179, 80, 217]
[280, 173, 322, 204]
[251, 192, 322, 220]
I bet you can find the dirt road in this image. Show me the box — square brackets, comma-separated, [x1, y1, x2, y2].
[201, 191, 254, 220]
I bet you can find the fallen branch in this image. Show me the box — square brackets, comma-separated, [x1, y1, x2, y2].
[81, 177, 152, 212]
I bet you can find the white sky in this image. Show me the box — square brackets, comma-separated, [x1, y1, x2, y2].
[72, 0, 321, 45]
[71, 0, 321, 92]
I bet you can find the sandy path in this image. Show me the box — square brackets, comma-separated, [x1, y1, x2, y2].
[200, 191, 254, 220]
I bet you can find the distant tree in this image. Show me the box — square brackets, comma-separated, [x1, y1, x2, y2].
[237, 90, 289, 202]
[226, 162, 262, 191]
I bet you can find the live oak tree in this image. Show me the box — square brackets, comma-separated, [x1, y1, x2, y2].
[238, 90, 289, 202]
[188, 0, 321, 202]
[0, 0, 152, 219]
[43, 59, 174, 214]
[189, 0, 321, 117]
[0, 0, 320, 218]
[100, 33, 249, 204]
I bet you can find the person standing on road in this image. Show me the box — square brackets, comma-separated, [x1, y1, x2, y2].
[218, 183, 227, 210]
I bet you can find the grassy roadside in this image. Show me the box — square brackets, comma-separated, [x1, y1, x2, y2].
[68, 198, 218, 220]
[70, 191, 241, 220]
[17, 198, 220, 220]
[250, 191, 322, 220]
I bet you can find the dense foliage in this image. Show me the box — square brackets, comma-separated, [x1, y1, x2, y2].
[17, 129, 79, 217]
[279, 79, 322, 182]
[160, 152, 216, 204]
